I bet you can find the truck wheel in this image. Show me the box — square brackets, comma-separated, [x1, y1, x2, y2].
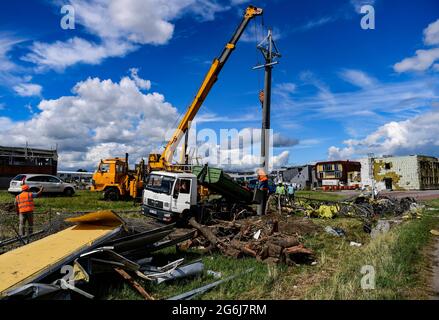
[105, 189, 119, 201]
[176, 209, 191, 227]
[64, 188, 75, 197]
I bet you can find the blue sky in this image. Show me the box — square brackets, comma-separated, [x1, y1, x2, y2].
[0, 0, 438, 170]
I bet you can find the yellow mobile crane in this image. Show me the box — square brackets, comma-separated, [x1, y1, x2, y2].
[148, 5, 263, 172]
[91, 5, 262, 201]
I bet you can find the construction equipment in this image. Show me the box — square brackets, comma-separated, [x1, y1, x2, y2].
[91, 153, 145, 201]
[148, 5, 263, 172]
[91, 6, 262, 200]
[142, 5, 263, 223]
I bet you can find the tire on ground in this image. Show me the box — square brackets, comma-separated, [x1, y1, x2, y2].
[104, 188, 120, 201]
[64, 187, 75, 197]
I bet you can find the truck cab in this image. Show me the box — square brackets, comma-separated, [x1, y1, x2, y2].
[91, 158, 128, 198]
[142, 171, 198, 222]
[91, 154, 144, 200]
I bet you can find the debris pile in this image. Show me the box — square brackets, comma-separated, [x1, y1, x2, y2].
[187, 216, 316, 265]
[288, 195, 421, 221]
[0, 211, 198, 300]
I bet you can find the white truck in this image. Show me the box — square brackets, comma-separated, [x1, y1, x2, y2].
[142, 166, 255, 223]
[142, 171, 198, 223]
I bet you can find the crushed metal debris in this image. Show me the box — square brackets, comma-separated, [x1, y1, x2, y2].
[0, 191, 428, 300]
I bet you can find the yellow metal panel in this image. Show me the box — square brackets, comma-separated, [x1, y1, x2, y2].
[65, 210, 123, 226]
[0, 210, 122, 296]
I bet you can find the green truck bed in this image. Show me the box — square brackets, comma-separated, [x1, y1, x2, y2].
[192, 165, 253, 203]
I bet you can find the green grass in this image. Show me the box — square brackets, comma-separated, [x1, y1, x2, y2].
[0, 190, 139, 213]
[0, 190, 140, 239]
[296, 190, 346, 202]
[103, 249, 277, 300]
[426, 198, 439, 208]
[303, 209, 439, 299]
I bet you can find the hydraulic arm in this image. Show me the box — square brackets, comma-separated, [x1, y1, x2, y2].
[148, 5, 263, 171]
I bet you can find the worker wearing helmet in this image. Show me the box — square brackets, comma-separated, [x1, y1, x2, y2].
[256, 168, 269, 216]
[15, 184, 44, 238]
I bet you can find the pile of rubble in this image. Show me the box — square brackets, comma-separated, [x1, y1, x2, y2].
[286, 195, 421, 221]
[0, 211, 200, 300]
[186, 215, 317, 266]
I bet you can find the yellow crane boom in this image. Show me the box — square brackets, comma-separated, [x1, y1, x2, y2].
[148, 5, 263, 172]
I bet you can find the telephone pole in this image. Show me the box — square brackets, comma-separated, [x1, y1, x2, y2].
[254, 29, 281, 215]
[254, 29, 281, 173]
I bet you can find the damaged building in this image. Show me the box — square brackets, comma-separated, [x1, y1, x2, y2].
[365, 155, 439, 191]
[282, 165, 318, 190]
[0, 146, 58, 189]
[315, 160, 361, 189]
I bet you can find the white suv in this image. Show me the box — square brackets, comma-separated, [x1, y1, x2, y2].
[8, 174, 76, 196]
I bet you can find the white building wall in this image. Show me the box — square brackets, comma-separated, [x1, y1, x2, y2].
[374, 156, 420, 190]
[359, 158, 372, 189]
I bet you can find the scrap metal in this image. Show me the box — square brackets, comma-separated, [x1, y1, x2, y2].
[0, 210, 124, 297]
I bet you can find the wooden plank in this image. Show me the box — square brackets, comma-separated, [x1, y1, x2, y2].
[114, 268, 154, 300]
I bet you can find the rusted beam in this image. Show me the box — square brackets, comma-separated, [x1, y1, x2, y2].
[114, 267, 154, 300]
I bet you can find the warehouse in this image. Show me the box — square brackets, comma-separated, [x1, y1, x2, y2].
[0, 146, 58, 189]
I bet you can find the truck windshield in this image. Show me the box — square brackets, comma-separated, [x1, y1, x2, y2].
[145, 175, 175, 195]
[99, 163, 110, 173]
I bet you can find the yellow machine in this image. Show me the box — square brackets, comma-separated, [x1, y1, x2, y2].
[91, 153, 145, 201]
[148, 5, 263, 172]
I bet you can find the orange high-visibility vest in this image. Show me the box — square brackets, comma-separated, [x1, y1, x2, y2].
[16, 192, 35, 214]
[258, 176, 269, 191]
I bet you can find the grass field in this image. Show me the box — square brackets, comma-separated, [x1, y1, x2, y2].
[1, 189, 438, 300]
[0, 190, 139, 213]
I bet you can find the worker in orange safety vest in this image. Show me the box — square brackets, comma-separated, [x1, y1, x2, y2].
[15, 184, 43, 238]
[256, 168, 269, 216]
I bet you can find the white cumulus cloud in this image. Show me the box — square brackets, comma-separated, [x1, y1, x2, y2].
[424, 18, 439, 46]
[23, 0, 230, 71]
[394, 18, 439, 73]
[13, 83, 42, 97]
[328, 108, 439, 160]
[23, 37, 136, 72]
[0, 70, 179, 169]
[394, 48, 439, 73]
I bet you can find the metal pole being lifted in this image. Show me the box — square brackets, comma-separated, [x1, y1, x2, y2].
[261, 64, 272, 173]
[254, 29, 281, 173]
[254, 29, 281, 216]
